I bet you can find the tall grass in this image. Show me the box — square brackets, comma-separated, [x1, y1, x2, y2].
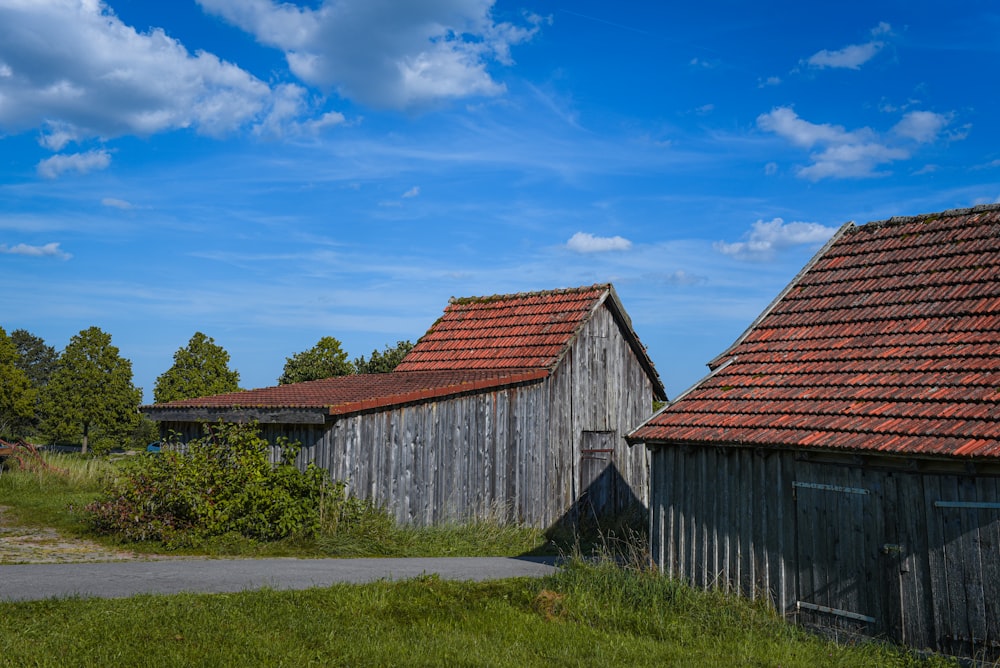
[0, 452, 109, 534]
[319, 518, 551, 557]
[316, 495, 551, 558]
[0, 560, 956, 667]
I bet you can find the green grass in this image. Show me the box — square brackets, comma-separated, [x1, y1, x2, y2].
[0, 452, 109, 535]
[0, 560, 955, 667]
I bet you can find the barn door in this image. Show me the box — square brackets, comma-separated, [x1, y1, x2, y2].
[931, 499, 1000, 658]
[793, 480, 879, 637]
[580, 431, 616, 520]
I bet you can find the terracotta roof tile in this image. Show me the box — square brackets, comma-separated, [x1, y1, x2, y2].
[630, 204, 1000, 459]
[394, 284, 609, 372]
[145, 369, 547, 415]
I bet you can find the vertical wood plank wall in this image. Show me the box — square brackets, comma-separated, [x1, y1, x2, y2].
[310, 304, 654, 528]
[161, 303, 655, 529]
[648, 443, 1000, 659]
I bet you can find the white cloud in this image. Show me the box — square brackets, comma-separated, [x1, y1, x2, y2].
[0, 242, 71, 260]
[805, 23, 891, 70]
[871, 21, 892, 36]
[402, 186, 421, 198]
[197, 0, 542, 110]
[807, 42, 883, 70]
[892, 110, 950, 143]
[757, 106, 952, 181]
[37, 122, 79, 151]
[714, 218, 837, 261]
[0, 0, 334, 145]
[653, 270, 706, 286]
[795, 143, 908, 181]
[253, 85, 350, 138]
[307, 111, 347, 132]
[758, 76, 781, 88]
[566, 232, 632, 253]
[37, 150, 111, 179]
[756, 107, 870, 148]
[101, 197, 133, 209]
[689, 57, 716, 69]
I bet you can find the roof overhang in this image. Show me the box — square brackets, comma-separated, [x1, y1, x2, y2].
[144, 406, 328, 425]
[629, 437, 1000, 468]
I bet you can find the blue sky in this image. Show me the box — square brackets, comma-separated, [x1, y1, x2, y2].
[1, 0, 998, 403]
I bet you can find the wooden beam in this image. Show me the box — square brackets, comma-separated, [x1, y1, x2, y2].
[143, 408, 328, 424]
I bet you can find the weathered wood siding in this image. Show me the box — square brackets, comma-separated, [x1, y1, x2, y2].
[309, 382, 549, 526]
[556, 303, 653, 522]
[648, 443, 1000, 659]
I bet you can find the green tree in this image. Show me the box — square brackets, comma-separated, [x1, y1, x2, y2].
[11, 329, 58, 389]
[10, 329, 57, 434]
[154, 332, 241, 403]
[354, 340, 414, 374]
[279, 336, 354, 384]
[0, 327, 37, 439]
[42, 327, 142, 454]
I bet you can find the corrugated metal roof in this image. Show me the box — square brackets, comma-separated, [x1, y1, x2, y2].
[629, 204, 1000, 459]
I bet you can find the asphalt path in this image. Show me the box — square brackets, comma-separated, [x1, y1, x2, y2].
[0, 556, 559, 602]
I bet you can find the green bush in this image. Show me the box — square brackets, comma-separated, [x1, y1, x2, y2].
[84, 422, 330, 547]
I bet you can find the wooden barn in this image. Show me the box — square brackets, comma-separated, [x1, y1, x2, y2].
[627, 205, 1000, 659]
[146, 284, 665, 529]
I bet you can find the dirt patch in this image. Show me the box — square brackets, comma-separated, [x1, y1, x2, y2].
[0, 506, 169, 564]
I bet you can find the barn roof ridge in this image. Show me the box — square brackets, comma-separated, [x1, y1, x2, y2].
[864, 202, 1000, 229]
[446, 283, 611, 306]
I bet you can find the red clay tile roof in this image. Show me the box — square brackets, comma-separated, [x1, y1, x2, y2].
[395, 284, 611, 372]
[146, 369, 547, 416]
[629, 204, 1000, 459]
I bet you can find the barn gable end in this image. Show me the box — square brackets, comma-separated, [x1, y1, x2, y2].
[628, 204, 1000, 659]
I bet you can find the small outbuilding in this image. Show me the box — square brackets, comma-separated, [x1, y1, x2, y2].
[628, 204, 1000, 659]
[146, 284, 665, 529]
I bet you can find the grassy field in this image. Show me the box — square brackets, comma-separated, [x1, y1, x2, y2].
[0, 453, 959, 666]
[0, 561, 955, 667]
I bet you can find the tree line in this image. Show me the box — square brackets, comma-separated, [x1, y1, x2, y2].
[0, 326, 412, 452]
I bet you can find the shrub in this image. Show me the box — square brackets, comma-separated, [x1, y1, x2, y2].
[84, 422, 330, 547]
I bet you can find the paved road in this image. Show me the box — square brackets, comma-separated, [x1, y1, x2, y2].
[0, 557, 559, 602]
